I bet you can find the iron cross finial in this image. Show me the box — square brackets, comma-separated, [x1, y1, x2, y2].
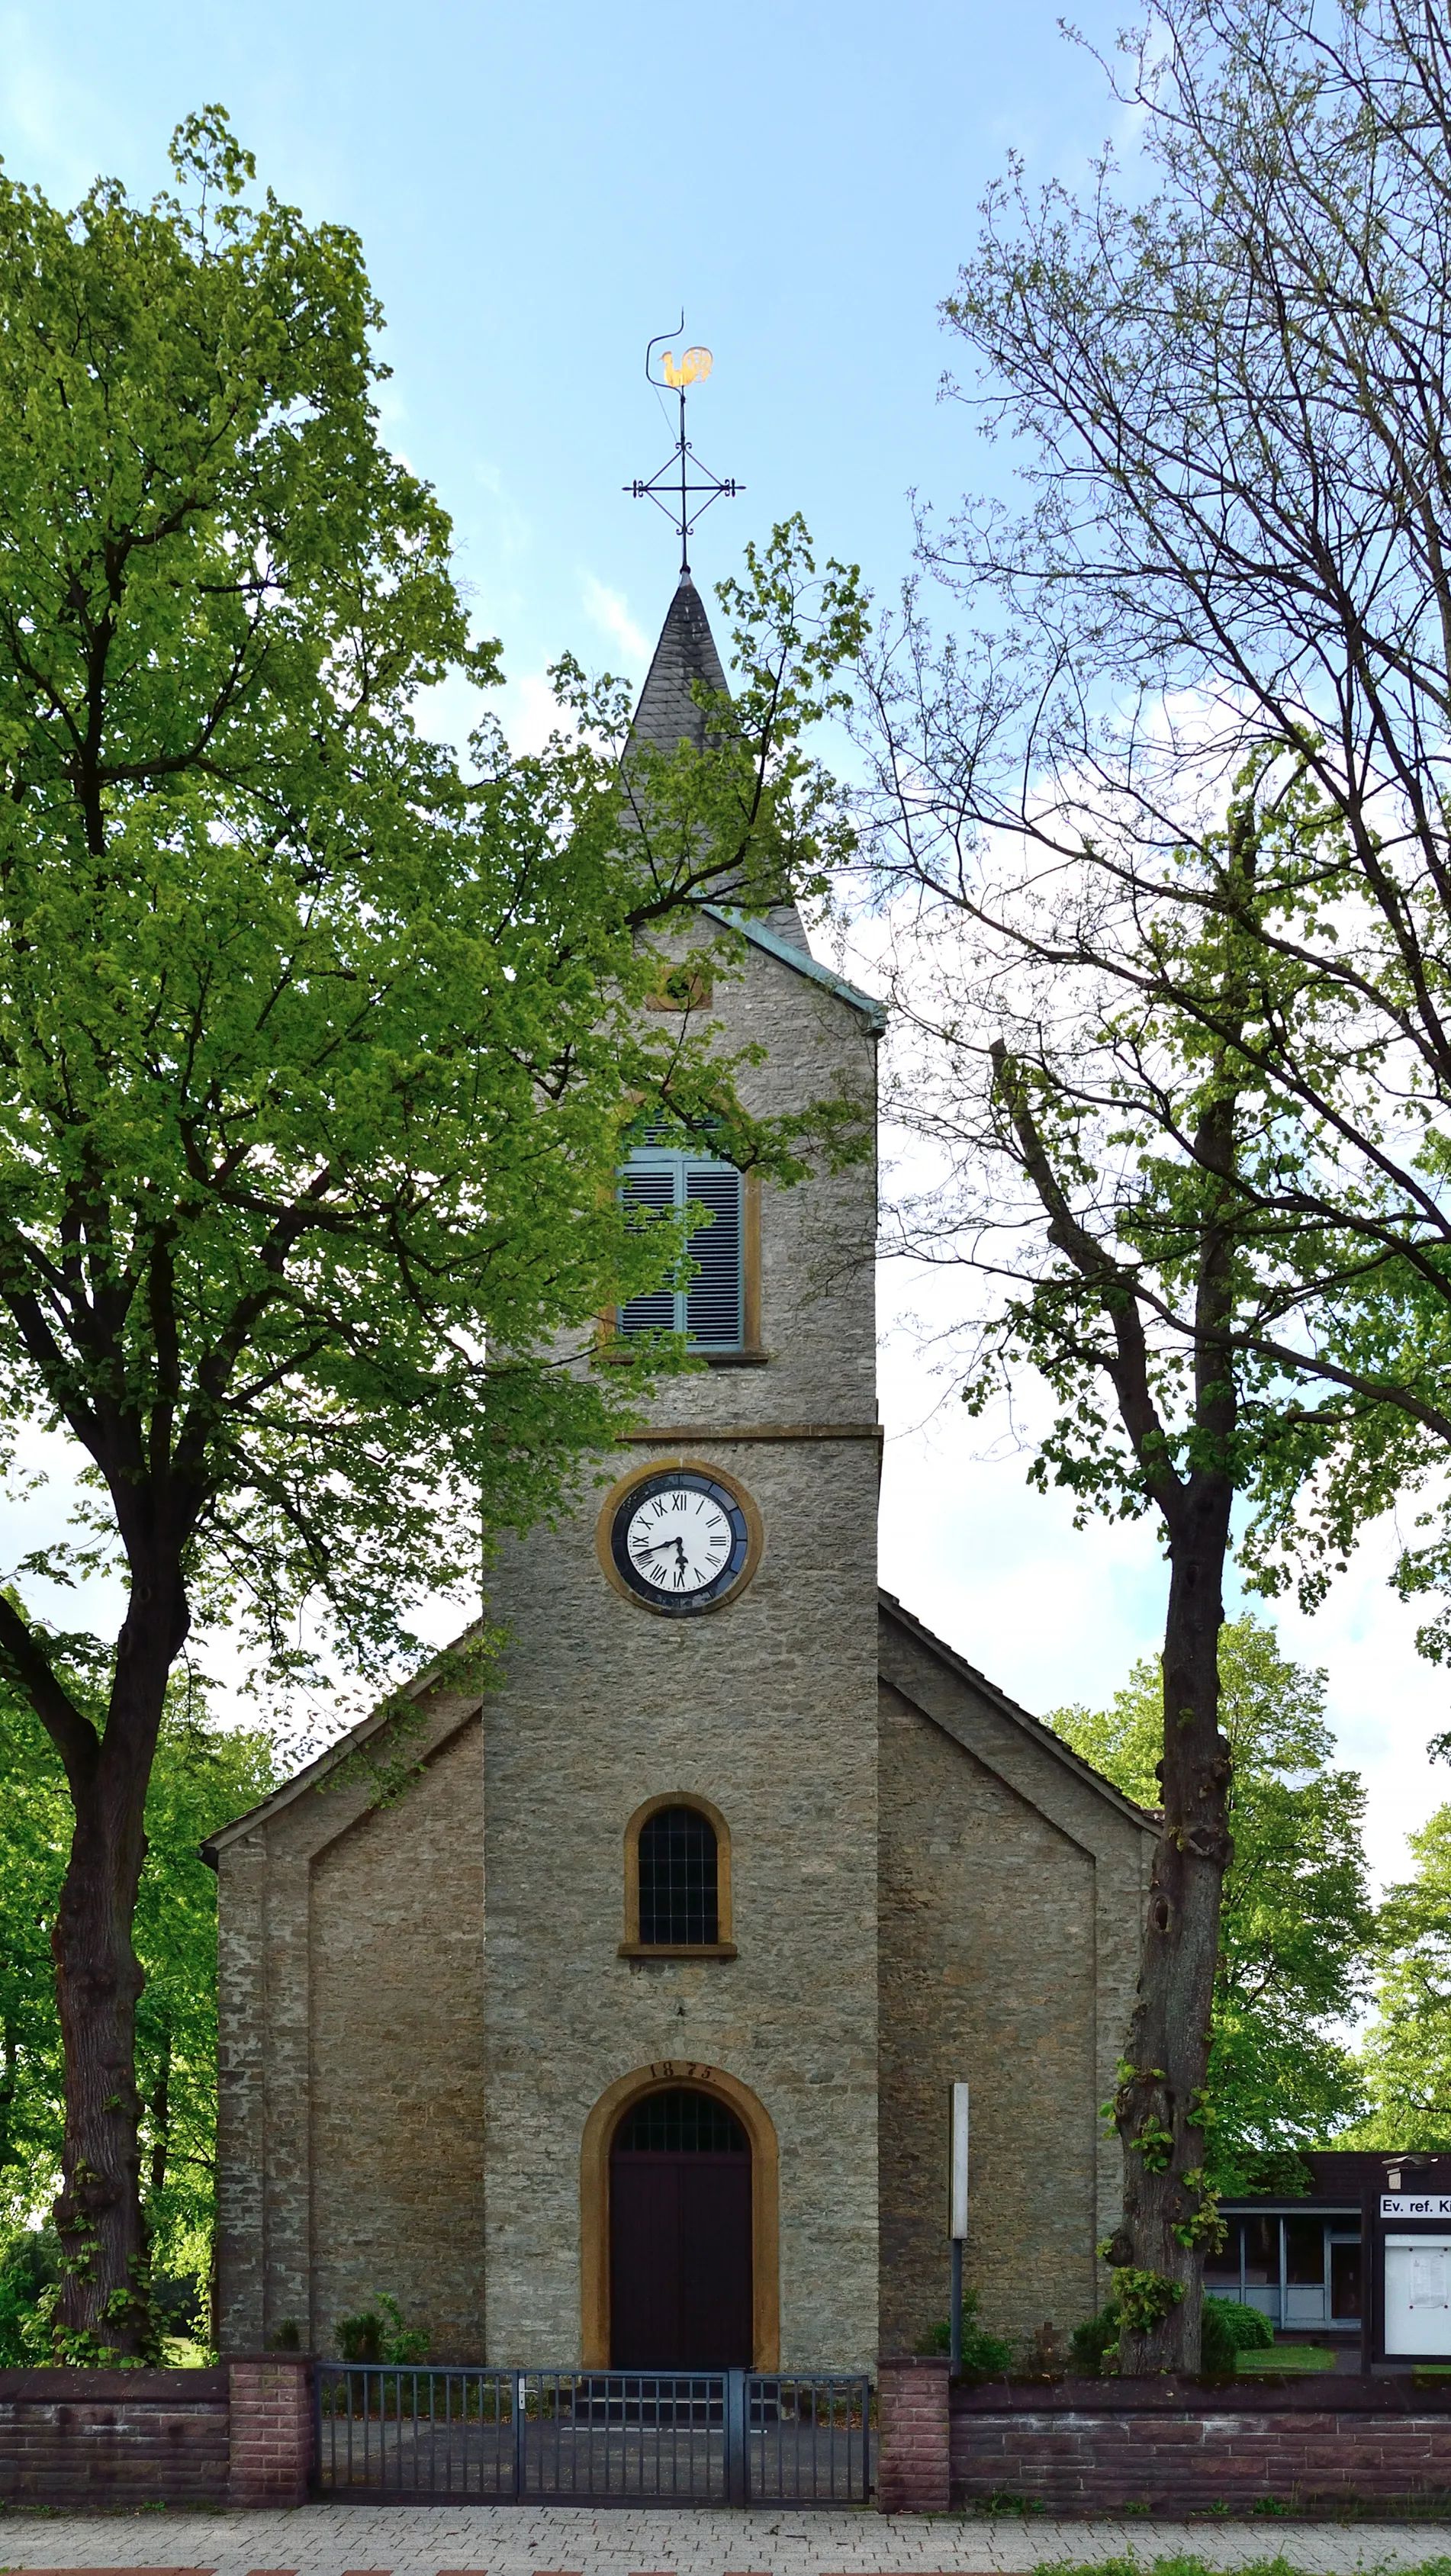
[626, 317, 743, 579]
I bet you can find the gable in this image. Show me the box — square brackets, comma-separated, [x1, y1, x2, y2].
[201, 1654, 484, 1865]
[703, 905, 886, 1035]
[877, 1589, 1157, 1856]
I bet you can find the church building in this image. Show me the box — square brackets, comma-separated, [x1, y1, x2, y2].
[206, 574, 1156, 2374]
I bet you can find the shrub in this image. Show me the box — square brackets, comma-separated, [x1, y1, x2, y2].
[917, 2285, 1014, 2375]
[1070, 2291, 1276, 2375]
[334, 2290, 429, 2365]
[1202, 2291, 1276, 2372]
[0, 2229, 61, 2365]
[1069, 2300, 1122, 2374]
[1206, 2291, 1275, 2349]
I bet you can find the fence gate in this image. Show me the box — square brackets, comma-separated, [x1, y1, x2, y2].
[315, 2365, 872, 2505]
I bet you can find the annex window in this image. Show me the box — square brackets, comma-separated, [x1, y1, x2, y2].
[620, 1794, 735, 1957]
[1207, 2210, 1363, 2330]
[618, 1145, 744, 1352]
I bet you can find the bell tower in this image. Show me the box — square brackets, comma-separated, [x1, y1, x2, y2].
[472, 539, 886, 2366]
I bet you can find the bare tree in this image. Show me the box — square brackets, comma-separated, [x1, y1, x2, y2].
[858, 0, 1451, 2367]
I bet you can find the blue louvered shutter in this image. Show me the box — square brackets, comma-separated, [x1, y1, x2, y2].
[682, 1163, 744, 1349]
[617, 1150, 744, 1349]
[618, 1165, 677, 1335]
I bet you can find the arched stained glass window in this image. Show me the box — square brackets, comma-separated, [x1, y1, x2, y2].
[638, 1803, 719, 1946]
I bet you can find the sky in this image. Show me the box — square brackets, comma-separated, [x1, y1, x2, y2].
[2, 0, 1446, 1893]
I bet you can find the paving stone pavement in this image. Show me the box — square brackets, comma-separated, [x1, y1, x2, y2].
[2, 2510, 1451, 2576]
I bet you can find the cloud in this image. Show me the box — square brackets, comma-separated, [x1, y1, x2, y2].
[495, 669, 561, 757]
[582, 574, 649, 671]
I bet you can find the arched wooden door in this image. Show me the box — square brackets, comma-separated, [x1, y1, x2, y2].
[609, 2086, 752, 2367]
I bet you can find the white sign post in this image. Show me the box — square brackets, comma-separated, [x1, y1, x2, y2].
[948, 2082, 970, 2374]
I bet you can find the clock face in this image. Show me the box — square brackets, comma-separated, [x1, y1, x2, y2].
[610, 1468, 752, 1616]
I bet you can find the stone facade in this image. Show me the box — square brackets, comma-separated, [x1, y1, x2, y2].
[308, 1719, 487, 2352]
[208, 573, 1156, 2375]
[877, 1600, 1153, 2354]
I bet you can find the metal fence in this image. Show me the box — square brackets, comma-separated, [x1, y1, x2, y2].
[314, 2365, 872, 2505]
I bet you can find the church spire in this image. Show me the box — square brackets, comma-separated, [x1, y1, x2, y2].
[629, 571, 731, 760]
[624, 329, 809, 953]
[629, 575, 811, 957]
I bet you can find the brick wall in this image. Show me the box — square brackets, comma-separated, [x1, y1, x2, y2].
[0, 2367, 230, 2507]
[0, 2359, 314, 2510]
[950, 2375, 1451, 2514]
[877, 2355, 950, 2511]
[228, 2356, 314, 2506]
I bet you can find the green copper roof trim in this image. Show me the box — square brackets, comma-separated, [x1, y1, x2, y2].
[702, 905, 886, 1034]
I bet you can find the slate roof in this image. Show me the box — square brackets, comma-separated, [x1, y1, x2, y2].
[629, 571, 732, 759]
[630, 576, 881, 1009]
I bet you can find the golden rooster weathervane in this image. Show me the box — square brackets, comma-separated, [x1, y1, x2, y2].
[626, 316, 742, 578]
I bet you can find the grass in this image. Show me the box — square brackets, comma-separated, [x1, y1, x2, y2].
[1236, 2343, 1338, 2373]
[1032, 2560, 1451, 2576]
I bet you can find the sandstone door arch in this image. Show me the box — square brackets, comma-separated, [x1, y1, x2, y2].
[580, 2063, 780, 2369]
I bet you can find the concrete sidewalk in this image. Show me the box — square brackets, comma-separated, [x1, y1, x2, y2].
[2, 2507, 1451, 2576]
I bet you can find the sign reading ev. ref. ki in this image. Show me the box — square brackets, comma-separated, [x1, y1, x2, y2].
[1382, 2195, 1451, 2217]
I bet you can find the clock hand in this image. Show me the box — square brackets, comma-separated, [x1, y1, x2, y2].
[632, 1536, 686, 1560]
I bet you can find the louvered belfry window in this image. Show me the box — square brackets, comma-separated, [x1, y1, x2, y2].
[638, 1805, 719, 1945]
[618, 1143, 744, 1352]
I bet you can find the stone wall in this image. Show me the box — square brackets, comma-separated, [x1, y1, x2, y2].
[878, 1687, 1095, 2353]
[214, 1690, 486, 2356]
[476, 935, 883, 2372]
[481, 1437, 881, 2369]
[876, 1609, 1156, 2356]
[309, 1719, 487, 2356]
[950, 2375, 1451, 2514]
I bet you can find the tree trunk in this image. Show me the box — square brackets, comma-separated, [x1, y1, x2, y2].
[50, 1582, 182, 2360]
[1108, 1480, 1234, 2372]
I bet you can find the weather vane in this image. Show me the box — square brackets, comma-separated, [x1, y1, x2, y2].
[626, 316, 742, 578]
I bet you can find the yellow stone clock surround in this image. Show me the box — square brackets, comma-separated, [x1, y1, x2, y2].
[594, 1455, 763, 1613]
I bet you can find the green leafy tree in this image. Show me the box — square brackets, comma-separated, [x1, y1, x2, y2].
[1346, 1810, 1451, 2148]
[0, 1664, 71, 2215]
[1052, 1615, 1372, 2191]
[1, 1661, 276, 2344]
[0, 111, 865, 2356]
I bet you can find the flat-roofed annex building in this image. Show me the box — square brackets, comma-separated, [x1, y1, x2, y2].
[206, 573, 1155, 2372]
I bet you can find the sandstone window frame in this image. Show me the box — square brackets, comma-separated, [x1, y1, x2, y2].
[605, 1163, 764, 1365]
[619, 1791, 736, 1959]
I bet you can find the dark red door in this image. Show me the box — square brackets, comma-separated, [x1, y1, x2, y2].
[609, 2089, 752, 2367]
